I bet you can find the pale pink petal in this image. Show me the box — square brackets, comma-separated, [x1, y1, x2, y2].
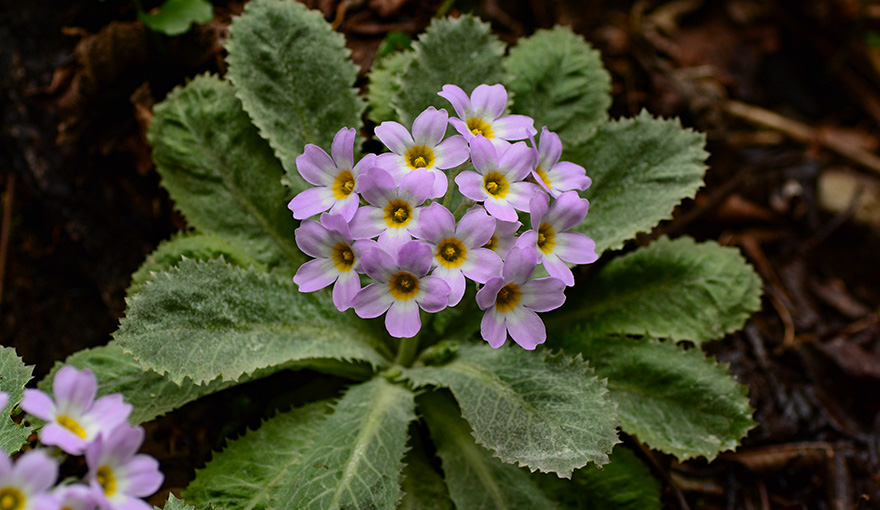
[111, 497, 151, 510]
[122, 455, 164, 497]
[0, 455, 11, 478]
[484, 198, 518, 222]
[505, 307, 546, 350]
[88, 394, 132, 431]
[426, 168, 448, 199]
[293, 258, 338, 292]
[349, 206, 385, 240]
[541, 252, 575, 287]
[455, 207, 494, 248]
[447, 118, 472, 139]
[398, 168, 435, 206]
[328, 194, 359, 222]
[40, 424, 88, 455]
[352, 283, 394, 319]
[359, 246, 396, 282]
[415, 203, 455, 244]
[546, 162, 590, 193]
[386, 300, 421, 338]
[21, 389, 55, 421]
[438, 84, 472, 119]
[503, 247, 538, 284]
[378, 228, 414, 253]
[0, 393, 6, 411]
[460, 248, 502, 284]
[432, 135, 469, 169]
[430, 268, 464, 307]
[54, 366, 96, 414]
[288, 187, 336, 220]
[412, 107, 448, 147]
[320, 212, 354, 241]
[547, 191, 589, 231]
[330, 127, 356, 171]
[492, 114, 537, 141]
[505, 182, 540, 213]
[528, 192, 550, 231]
[332, 270, 361, 311]
[14, 450, 57, 493]
[468, 135, 498, 175]
[480, 309, 508, 348]
[470, 84, 507, 120]
[514, 229, 539, 254]
[396, 241, 433, 276]
[416, 275, 451, 312]
[476, 276, 505, 310]
[294, 220, 334, 258]
[296, 145, 337, 186]
[537, 128, 562, 168]
[520, 277, 567, 312]
[358, 168, 398, 207]
[497, 142, 536, 181]
[455, 171, 486, 202]
[553, 231, 598, 265]
[351, 153, 378, 180]
[375, 121, 414, 155]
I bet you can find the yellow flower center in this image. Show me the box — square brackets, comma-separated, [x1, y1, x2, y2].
[57, 414, 87, 439]
[331, 170, 356, 200]
[535, 165, 551, 187]
[537, 223, 556, 254]
[483, 171, 509, 198]
[0, 488, 25, 510]
[331, 242, 355, 272]
[495, 283, 522, 313]
[483, 235, 498, 252]
[405, 145, 435, 170]
[384, 199, 413, 228]
[388, 272, 420, 301]
[436, 238, 467, 268]
[97, 465, 117, 497]
[466, 118, 494, 139]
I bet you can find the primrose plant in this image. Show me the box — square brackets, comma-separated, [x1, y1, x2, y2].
[0, 1, 764, 509]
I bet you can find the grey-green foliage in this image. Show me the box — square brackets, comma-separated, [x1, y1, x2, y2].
[226, 0, 364, 181]
[157, 494, 197, 510]
[506, 26, 611, 145]
[398, 427, 455, 510]
[115, 259, 391, 385]
[148, 74, 302, 269]
[0, 347, 34, 455]
[537, 446, 662, 510]
[404, 344, 619, 477]
[184, 400, 334, 510]
[567, 110, 707, 255]
[553, 237, 762, 343]
[392, 15, 507, 125]
[419, 391, 557, 510]
[560, 332, 755, 460]
[367, 50, 414, 125]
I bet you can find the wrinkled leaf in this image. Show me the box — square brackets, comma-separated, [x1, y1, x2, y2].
[367, 50, 414, 125]
[115, 259, 391, 385]
[140, 0, 213, 36]
[155, 494, 197, 510]
[404, 344, 619, 477]
[0, 347, 34, 455]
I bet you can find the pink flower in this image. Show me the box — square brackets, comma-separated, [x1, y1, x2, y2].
[415, 204, 502, 306]
[22, 367, 132, 455]
[482, 218, 521, 260]
[455, 136, 539, 222]
[293, 213, 372, 311]
[374, 107, 469, 198]
[475, 247, 566, 350]
[86, 424, 163, 510]
[438, 84, 536, 149]
[530, 127, 591, 197]
[515, 191, 597, 287]
[0, 450, 58, 510]
[288, 127, 376, 221]
[352, 241, 450, 338]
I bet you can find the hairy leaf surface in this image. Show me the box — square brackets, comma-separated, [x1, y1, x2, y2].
[404, 344, 619, 477]
[226, 0, 364, 179]
[537, 446, 662, 510]
[419, 391, 556, 509]
[156, 494, 197, 510]
[148, 74, 301, 268]
[506, 26, 611, 145]
[566, 110, 707, 255]
[274, 377, 416, 510]
[560, 332, 755, 460]
[394, 15, 506, 125]
[184, 400, 333, 510]
[367, 50, 414, 125]
[398, 426, 454, 510]
[115, 259, 391, 385]
[552, 237, 762, 343]
[0, 347, 33, 455]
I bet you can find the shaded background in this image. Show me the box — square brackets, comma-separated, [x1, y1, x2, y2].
[3, 0, 880, 508]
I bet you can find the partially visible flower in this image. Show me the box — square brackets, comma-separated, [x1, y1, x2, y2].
[482, 218, 521, 260]
[0, 392, 8, 412]
[374, 107, 469, 198]
[438, 84, 536, 148]
[22, 367, 131, 455]
[51, 485, 97, 510]
[529, 127, 591, 197]
[475, 247, 566, 350]
[288, 127, 376, 221]
[0, 449, 58, 510]
[455, 136, 539, 222]
[350, 168, 435, 251]
[415, 204, 502, 306]
[86, 424, 163, 510]
[515, 191, 597, 287]
[293, 213, 372, 311]
[352, 241, 450, 338]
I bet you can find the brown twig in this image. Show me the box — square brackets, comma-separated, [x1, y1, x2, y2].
[633, 439, 692, 510]
[0, 173, 14, 308]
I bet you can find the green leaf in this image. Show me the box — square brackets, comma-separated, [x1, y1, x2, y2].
[567, 110, 707, 255]
[156, 494, 197, 510]
[367, 50, 414, 125]
[419, 390, 556, 510]
[184, 399, 334, 509]
[226, 0, 364, 180]
[139, 0, 213, 36]
[148, 74, 302, 269]
[129, 232, 265, 293]
[404, 344, 619, 477]
[273, 377, 417, 510]
[559, 332, 756, 460]
[398, 425, 454, 510]
[505, 26, 611, 145]
[115, 258, 391, 385]
[394, 15, 506, 125]
[0, 347, 34, 455]
[537, 446, 662, 510]
[552, 237, 762, 343]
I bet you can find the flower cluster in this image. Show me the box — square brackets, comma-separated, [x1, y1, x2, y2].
[289, 84, 597, 349]
[0, 367, 163, 510]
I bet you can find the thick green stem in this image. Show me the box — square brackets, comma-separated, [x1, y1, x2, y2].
[394, 334, 420, 367]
